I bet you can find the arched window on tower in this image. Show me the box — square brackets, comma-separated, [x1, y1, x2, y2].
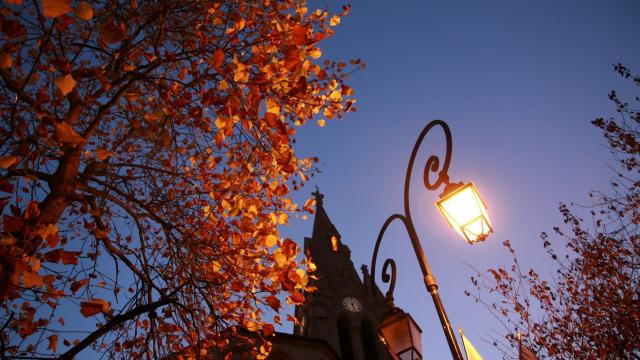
[337, 315, 354, 360]
[361, 318, 380, 360]
[331, 235, 339, 251]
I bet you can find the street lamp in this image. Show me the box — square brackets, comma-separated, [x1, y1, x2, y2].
[370, 120, 492, 360]
[436, 182, 493, 244]
[379, 308, 423, 360]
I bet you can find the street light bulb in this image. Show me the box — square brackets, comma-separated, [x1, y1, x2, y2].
[435, 182, 492, 244]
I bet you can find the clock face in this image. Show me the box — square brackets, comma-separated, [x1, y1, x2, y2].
[342, 296, 362, 313]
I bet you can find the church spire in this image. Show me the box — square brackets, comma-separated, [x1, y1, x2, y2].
[312, 185, 324, 206]
[310, 187, 340, 243]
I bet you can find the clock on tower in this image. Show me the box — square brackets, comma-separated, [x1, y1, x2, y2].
[291, 189, 392, 360]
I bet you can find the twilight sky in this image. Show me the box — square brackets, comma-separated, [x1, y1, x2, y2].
[280, 1, 640, 359]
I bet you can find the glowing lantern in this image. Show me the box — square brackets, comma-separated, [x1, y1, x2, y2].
[435, 182, 492, 244]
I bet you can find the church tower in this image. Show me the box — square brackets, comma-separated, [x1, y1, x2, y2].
[293, 190, 391, 360]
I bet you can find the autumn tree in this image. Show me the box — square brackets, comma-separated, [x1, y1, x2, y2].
[466, 64, 640, 359]
[0, 0, 361, 358]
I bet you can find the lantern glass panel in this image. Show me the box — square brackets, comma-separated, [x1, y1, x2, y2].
[398, 348, 422, 360]
[409, 316, 422, 356]
[436, 182, 492, 243]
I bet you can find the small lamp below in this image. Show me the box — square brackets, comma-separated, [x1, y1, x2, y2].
[435, 182, 493, 244]
[379, 308, 423, 360]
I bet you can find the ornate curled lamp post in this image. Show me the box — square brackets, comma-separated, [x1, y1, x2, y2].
[371, 120, 493, 360]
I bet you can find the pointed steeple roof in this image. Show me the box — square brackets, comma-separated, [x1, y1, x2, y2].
[311, 187, 340, 240]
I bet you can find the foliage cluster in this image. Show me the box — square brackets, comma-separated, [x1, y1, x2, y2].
[467, 65, 640, 359]
[0, 0, 361, 358]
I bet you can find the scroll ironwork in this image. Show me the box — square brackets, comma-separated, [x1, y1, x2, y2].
[368, 120, 465, 360]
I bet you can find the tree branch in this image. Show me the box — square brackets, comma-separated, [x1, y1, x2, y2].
[57, 296, 176, 360]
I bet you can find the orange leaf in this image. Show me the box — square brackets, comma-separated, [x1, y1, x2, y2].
[265, 234, 277, 248]
[286, 314, 300, 325]
[95, 148, 110, 161]
[0, 155, 18, 169]
[244, 319, 258, 332]
[55, 74, 76, 96]
[262, 324, 275, 337]
[0, 54, 12, 69]
[329, 90, 341, 102]
[24, 201, 40, 220]
[55, 122, 85, 146]
[61, 251, 80, 265]
[43, 274, 56, 284]
[73, 1, 93, 20]
[98, 22, 126, 44]
[70, 278, 88, 294]
[230, 281, 242, 292]
[284, 48, 300, 70]
[288, 290, 304, 305]
[23, 271, 43, 288]
[32, 223, 59, 247]
[213, 49, 224, 72]
[308, 48, 322, 59]
[42, 0, 71, 18]
[291, 24, 308, 46]
[43, 249, 62, 263]
[266, 295, 281, 312]
[80, 299, 110, 317]
[329, 15, 341, 27]
[316, 119, 325, 127]
[273, 252, 286, 267]
[47, 334, 58, 353]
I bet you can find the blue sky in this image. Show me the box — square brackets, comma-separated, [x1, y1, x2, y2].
[280, 1, 640, 358]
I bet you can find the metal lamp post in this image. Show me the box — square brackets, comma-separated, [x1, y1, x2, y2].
[371, 120, 492, 360]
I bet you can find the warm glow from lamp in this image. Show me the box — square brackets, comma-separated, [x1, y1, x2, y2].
[435, 182, 492, 244]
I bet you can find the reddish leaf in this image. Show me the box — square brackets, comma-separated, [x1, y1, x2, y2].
[266, 295, 281, 312]
[24, 201, 40, 220]
[286, 314, 300, 325]
[55, 122, 85, 146]
[54, 74, 76, 96]
[45, 232, 60, 248]
[42, 0, 71, 18]
[0, 156, 18, 169]
[43, 249, 62, 263]
[262, 323, 275, 337]
[47, 334, 58, 353]
[80, 299, 110, 317]
[230, 281, 243, 292]
[61, 251, 80, 265]
[95, 148, 110, 161]
[291, 24, 308, 46]
[287, 291, 304, 305]
[23, 271, 43, 288]
[98, 21, 126, 44]
[0, 179, 14, 193]
[0, 54, 12, 69]
[3, 215, 22, 232]
[70, 279, 88, 294]
[213, 48, 224, 72]
[73, 1, 93, 20]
